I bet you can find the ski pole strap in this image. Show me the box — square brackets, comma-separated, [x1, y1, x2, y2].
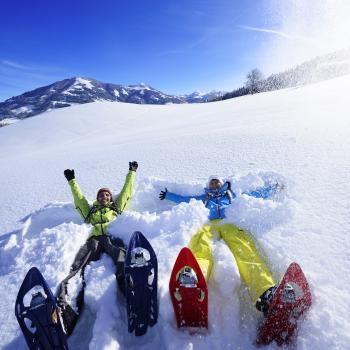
[110, 202, 122, 215]
[84, 206, 97, 223]
[84, 203, 122, 224]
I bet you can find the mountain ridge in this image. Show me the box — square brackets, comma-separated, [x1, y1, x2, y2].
[0, 77, 225, 124]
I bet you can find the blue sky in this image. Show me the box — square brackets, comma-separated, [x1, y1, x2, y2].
[0, 0, 327, 101]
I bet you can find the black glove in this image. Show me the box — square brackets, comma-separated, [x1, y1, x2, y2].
[159, 188, 168, 200]
[129, 161, 138, 172]
[64, 169, 75, 181]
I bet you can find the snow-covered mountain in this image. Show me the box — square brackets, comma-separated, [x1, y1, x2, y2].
[1, 74, 350, 349]
[181, 90, 226, 103]
[0, 77, 225, 124]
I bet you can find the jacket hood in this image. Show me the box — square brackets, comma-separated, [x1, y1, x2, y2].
[207, 175, 224, 188]
[205, 181, 231, 195]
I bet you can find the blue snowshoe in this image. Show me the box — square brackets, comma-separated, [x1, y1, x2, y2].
[125, 231, 158, 336]
[15, 267, 69, 350]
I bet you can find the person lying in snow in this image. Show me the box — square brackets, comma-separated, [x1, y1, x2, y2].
[159, 176, 277, 315]
[56, 161, 138, 335]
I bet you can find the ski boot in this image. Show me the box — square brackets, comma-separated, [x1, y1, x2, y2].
[255, 285, 278, 315]
[57, 297, 79, 336]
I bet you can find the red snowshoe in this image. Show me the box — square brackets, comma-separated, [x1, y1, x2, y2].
[256, 262, 312, 346]
[169, 247, 208, 328]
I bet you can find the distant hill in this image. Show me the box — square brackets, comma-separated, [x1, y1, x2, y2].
[0, 77, 225, 123]
[218, 47, 350, 101]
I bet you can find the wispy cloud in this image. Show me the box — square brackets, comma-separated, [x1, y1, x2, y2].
[156, 25, 222, 57]
[156, 49, 185, 57]
[237, 25, 310, 41]
[0, 59, 28, 69]
[0, 59, 65, 73]
[0, 59, 70, 101]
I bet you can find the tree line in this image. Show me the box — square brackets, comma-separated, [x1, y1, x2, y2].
[214, 47, 350, 102]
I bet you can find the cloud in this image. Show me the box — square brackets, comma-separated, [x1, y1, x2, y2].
[0, 60, 65, 83]
[157, 25, 222, 57]
[0, 59, 65, 73]
[237, 25, 310, 41]
[0, 60, 28, 69]
[0, 59, 70, 101]
[156, 49, 185, 57]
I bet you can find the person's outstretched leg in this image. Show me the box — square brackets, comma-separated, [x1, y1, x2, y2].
[189, 224, 214, 281]
[100, 234, 127, 296]
[220, 223, 275, 304]
[56, 237, 100, 335]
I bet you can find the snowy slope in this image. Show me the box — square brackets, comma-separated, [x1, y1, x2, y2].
[1, 75, 350, 349]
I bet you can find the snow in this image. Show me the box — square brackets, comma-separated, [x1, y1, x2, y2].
[319, 59, 350, 67]
[190, 91, 205, 97]
[1, 75, 350, 349]
[52, 101, 71, 106]
[0, 118, 19, 125]
[113, 89, 120, 97]
[74, 77, 94, 90]
[129, 84, 151, 91]
[62, 90, 76, 96]
[63, 77, 95, 95]
[10, 106, 32, 115]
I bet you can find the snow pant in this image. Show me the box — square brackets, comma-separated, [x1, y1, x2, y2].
[56, 234, 126, 335]
[189, 220, 275, 304]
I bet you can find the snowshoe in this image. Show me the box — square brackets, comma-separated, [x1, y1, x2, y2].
[15, 267, 69, 349]
[125, 231, 158, 336]
[169, 247, 208, 328]
[256, 263, 312, 346]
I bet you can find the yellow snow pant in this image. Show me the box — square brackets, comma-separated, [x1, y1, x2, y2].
[189, 220, 275, 303]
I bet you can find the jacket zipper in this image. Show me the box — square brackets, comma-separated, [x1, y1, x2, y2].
[100, 211, 105, 235]
[216, 197, 221, 217]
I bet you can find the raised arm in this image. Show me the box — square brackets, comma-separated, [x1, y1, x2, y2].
[114, 161, 137, 213]
[159, 188, 205, 204]
[64, 169, 90, 221]
[242, 183, 280, 199]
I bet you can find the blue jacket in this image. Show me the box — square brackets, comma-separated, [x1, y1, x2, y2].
[165, 182, 234, 221]
[164, 182, 279, 221]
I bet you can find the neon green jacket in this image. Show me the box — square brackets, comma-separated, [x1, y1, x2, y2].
[68, 171, 135, 237]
